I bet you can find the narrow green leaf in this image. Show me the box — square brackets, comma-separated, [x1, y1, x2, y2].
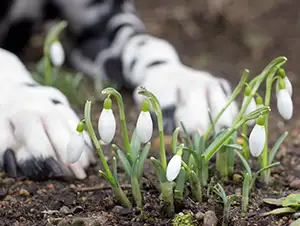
[150, 157, 167, 182]
[204, 128, 232, 161]
[263, 197, 285, 206]
[282, 194, 300, 208]
[174, 167, 186, 200]
[290, 218, 300, 226]
[99, 170, 116, 187]
[137, 142, 151, 178]
[268, 132, 288, 165]
[112, 157, 118, 183]
[116, 150, 132, 177]
[131, 156, 140, 178]
[193, 132, 205, 156]
[172, 127, 180, 155]
[260, 207, 296, 217]
[233, 149, 252, 179]
[130, 129, 141, 161]
[250, 162, 280, 190]
[180, 122, 193, 148]
[224, 144, 243, 151]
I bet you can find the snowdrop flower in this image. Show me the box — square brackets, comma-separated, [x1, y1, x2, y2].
[276, 69, 292, 97]
[242, 88, 256, 126]
[277, 79, 293, 120]
[67, 122, 85, 163]
[166, 149, 183, 182]
[249, 116, 266, 157]
[136, 100, 153, 143]
[50, 41, 65, 67]
[98, 97, 116, 144]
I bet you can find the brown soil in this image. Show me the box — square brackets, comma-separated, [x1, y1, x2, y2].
[2, 0, 300, 225]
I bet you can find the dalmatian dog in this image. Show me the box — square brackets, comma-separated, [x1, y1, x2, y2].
[0, 0, 238, 180]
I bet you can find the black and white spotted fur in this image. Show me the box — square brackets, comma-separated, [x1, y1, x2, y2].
[0, 0, 238, 180]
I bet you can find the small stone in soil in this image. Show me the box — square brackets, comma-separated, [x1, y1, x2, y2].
[203, 211, 218, 226]
[60, 206, 70, 214]
[72, 206, 84, 214]
[0, 189, 7, 200]
[19, 188, 30, 197]
[2, 178, 15, 185]
[290, 178, 300, 189]
[112, 205, 132, 215]
[195, 211, 204, 221]
[71, 217, 87, 226]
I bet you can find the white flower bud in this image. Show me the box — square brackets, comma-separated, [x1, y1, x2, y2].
[276, 76, 292, 97]
[249, 124, 266, 157]
[242, 97, 256, 126]
[166, 155, 182, 181]
[98, 108, 116, 144]
[67, 132, 85, 163]
[50, 41, 65, 67]
[136, 111, 153, 143]
[277, 89, 293, 120]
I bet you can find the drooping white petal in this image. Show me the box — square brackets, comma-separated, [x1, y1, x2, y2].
[136, 111, 153, 143]
[166, 155, 182, 181]
[242, 97, 256, 126]
[98, 109, 116, 143]
[276, 77, 293, 97]
[249, 124, 266, 157]
[67, 132, 85, 163]
[277, 89, 293, 120]
[50, 41, 65, 67]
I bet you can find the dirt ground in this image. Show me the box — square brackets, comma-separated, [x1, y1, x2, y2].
[1, 0, 300, 225]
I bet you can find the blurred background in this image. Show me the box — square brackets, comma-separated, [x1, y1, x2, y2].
[135, 0, 300, 117]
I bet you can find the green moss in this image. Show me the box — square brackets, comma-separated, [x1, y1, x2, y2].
[172, 212, 196, 226]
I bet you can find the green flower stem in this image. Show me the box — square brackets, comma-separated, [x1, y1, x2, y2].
[161, 181, 175, 216]
[204, 106, 270, 162]
[260, 68, 277, 184]
[84, 101, 114, 182]
[242, 124, 249, 161]
[234, 57, 287, 125]
[242, 173, 250, 215]
[111, 186, 132, 209]
[84, 101, 132, 208]
[43, 21, 67, 86]
[101, 88, 131, 158]
[203, 69, 249, 142]
[138, 87, 167, 169]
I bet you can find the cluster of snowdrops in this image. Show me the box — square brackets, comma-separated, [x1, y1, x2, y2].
[46, 22, 293, 218]
[65, 57, 292, 217]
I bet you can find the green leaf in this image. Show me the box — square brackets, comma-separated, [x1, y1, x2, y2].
[99, 170, 116, 187]
[250, 162, 280, 190]
[233, 149, 252, 179]
[137, 142, 151, 178]
[130, 129, 141, 161]
[204, 128, 232, 161]
[131, 156, 140, 178]
[290, 218, 300, 226]
[150, 157, 167, 182]
[116, 149, 132, 178]
[180, 122, 193, 148]
[112, 157, 118, 183]
[172, 127, 180, 155]
[260, 207, 296, 217]
[263, 197, 285, 206]
[282, 194, 300, 208]
[174, 167, 186, 200]
[268, 132, 288, 165]
[193, 132, 205, 156]
[224, 144, 243, 151]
